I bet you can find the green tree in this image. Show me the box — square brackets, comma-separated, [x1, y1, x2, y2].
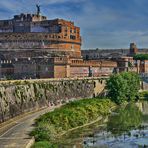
[133, 54, 148, 60]
[106, 72, 140, 104]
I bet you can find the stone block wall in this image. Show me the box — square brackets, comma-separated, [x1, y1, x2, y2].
[0, 77, 106, 122]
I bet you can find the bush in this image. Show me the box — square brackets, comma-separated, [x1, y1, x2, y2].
[106, 72, 140, 104]
[139, 91, 148, 100]
[31, 141, 58, 148]
[133, 54, 148, 60]
[31, 98, 115, 145]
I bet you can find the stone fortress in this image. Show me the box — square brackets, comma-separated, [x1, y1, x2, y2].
[0, 5, 117, 79]
[0, 5, 81, 58]
[0, 5, 147, 79]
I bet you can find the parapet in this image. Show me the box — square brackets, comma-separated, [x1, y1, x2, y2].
[13, 13, 47, 22]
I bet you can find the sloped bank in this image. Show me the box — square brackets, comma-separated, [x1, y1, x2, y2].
[31, 98, 115, 148]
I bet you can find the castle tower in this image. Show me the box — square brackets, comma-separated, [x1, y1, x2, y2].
[0, 5, 81, 58]
[130, 43, 138, 56]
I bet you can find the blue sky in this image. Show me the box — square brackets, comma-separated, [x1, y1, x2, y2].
[0, 0, 148, 49]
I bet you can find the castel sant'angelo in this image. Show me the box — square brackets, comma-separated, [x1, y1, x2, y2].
[0, 5, 81, 58]
[0, 5, 129, 79]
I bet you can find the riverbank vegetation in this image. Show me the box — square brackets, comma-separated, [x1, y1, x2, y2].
[133, 54, 148, 60]
[106, 72, 140, 104]
[31, 72, 143, 147]
[31, 98, 115, 147]
[139, 91, 148, 100]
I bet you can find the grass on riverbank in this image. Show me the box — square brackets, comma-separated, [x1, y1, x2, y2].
[31, 98, 115, 147]
[139, 91, 148, 100]
[31, 141, 58, 148]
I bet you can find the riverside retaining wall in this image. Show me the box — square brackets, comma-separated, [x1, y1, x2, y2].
[0, 77, 106, 122]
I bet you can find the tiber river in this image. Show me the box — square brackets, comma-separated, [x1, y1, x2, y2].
[56, 101, 148, 148]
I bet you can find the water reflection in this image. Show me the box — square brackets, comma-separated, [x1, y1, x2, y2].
[107, 103, 142, 136]
[83, 103, 148, 148]
[56, 102, 148, 148]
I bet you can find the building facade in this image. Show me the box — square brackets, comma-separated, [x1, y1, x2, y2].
[0, 11, 81, 58]
[0, 6, 133, 79]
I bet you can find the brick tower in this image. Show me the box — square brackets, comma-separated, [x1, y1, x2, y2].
[130, 43, 138, 56]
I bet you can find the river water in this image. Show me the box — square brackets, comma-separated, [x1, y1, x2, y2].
[57, 101, 148, 148]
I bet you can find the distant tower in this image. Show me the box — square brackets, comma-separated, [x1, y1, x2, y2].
[130, 43, 138, 56]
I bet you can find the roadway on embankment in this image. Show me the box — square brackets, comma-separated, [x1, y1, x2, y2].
[0, 108, 50, 148]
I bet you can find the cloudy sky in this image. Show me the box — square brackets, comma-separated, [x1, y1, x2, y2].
[0, 0, 148, 49]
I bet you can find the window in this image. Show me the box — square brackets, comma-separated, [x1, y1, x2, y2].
[4, 21, 9, 26]
[70, 35, 76, 40]
[58, 26, 62, 32]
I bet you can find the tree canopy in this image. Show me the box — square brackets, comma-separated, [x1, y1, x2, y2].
[133, 54, 148, 60]
[106, 72, 140, 104]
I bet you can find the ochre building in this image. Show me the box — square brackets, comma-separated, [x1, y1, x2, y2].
[0, 12, 81, 58]
[0, 7, 117, 79]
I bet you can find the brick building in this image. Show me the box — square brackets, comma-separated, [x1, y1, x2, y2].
[0, 56, 117, 79]
[0, 13, 81, 58]
[0, 6, 118, 79]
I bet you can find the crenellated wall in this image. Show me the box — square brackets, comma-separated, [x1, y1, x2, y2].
[0, 77, 106, 123]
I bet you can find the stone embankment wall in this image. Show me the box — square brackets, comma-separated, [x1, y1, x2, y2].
[0, 77, 106, 122]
